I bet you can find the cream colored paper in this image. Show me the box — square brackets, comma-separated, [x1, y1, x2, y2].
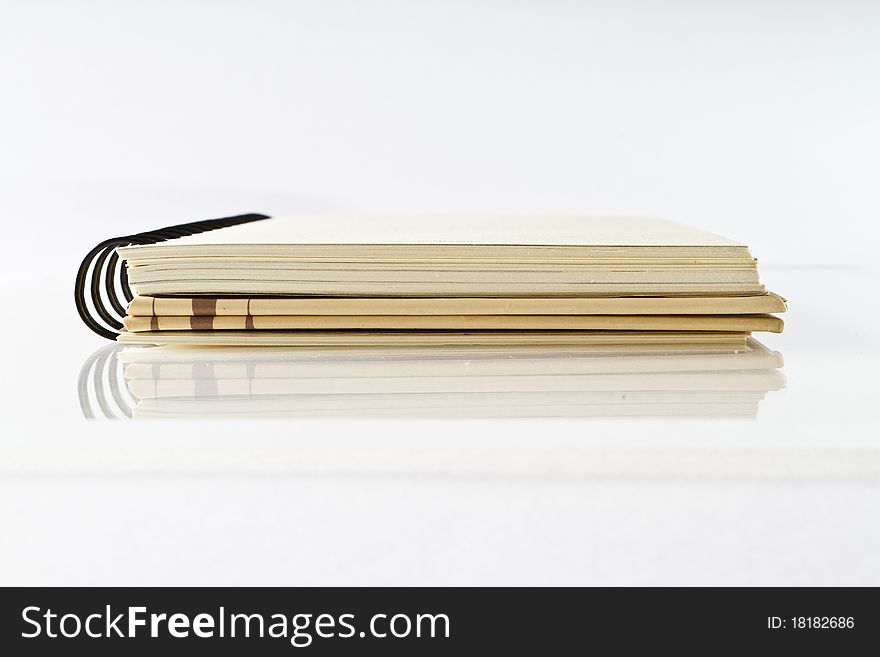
[119, 216, 745, 250]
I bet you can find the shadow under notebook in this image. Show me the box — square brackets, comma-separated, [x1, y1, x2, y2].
[79, 340, 786, 420]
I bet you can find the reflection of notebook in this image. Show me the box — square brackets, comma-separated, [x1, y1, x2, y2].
[112, 338, 785, 419]
[76, 213, 786, 345]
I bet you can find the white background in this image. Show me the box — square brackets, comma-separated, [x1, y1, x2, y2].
[0, 0, 878, 585]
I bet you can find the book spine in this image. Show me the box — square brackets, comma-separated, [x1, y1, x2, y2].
[75, 213, 270, 339]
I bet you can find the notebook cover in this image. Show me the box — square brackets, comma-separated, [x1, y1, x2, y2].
[121, 314, 784, 333]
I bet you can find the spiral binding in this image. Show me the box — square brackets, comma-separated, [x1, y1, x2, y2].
[76, 213, 270, 339]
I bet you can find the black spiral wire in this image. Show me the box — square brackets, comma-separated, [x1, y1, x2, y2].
[75, 213, 270, 339]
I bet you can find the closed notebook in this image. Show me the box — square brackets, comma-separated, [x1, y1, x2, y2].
[75, 213, 786, 346]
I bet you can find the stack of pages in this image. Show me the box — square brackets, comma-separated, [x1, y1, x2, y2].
[116, 216, 786, 347]
[116, 340, 785, 419]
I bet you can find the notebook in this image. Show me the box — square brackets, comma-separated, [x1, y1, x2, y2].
[75, 213, 786, 346]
